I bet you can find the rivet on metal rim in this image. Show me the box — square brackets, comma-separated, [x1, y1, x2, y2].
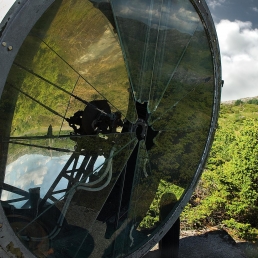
[1, 42, 7, 47]
[7, 46, 13, 51]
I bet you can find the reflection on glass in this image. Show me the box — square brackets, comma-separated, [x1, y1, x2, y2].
[1, 133, 137, 257]
[112, 0, 201, 109]
[112, 140, 161, 255]
[0, 0, 217, 257]
[110, 0, 215, 254]
[149, 23, 214, 131]
[31, 0, 137, 123]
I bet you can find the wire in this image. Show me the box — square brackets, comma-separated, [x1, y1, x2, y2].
[12, 62, 110, 117]
[8, 82, 66, 120]
[150, 21, 201, 114]
[7, 140, 73, 153]
[59, 75, 80, 136]
[29, 33, 123, 115]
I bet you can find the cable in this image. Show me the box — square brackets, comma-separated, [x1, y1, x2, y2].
[12, 62, 111, 117]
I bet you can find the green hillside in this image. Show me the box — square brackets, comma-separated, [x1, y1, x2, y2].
[182, 99, 258, 242]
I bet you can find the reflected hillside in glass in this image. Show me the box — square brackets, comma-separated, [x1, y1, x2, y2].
[2, 0, 136, 139]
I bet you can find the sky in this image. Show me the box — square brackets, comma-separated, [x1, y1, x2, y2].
[0, 0, 14, 22]
[206, 0, 258, 101]
[0, 0, 258, 101]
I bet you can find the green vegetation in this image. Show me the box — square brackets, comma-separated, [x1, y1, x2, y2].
[182, 100, 258, 241]
[235, 99, 244, 106]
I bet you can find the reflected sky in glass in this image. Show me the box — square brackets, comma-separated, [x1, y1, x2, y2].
[2, 154, 105, 207]
[113, 0, 199, 34]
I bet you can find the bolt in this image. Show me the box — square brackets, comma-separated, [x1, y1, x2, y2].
[1, 42, 6, 47]
[8, 46, 13, 51]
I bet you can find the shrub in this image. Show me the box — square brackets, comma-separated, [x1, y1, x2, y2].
[182, 118, 258, 241]
[235, 99, 243, 106]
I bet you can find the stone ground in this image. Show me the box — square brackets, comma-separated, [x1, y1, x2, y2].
[144, 228, 258, 258]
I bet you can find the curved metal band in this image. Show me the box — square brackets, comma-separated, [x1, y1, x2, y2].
[0, 1, 54, 257]
[0, 0, 55, 96]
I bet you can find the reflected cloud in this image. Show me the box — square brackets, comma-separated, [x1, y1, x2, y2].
[2, 154, 105, 207]
[207, 0, 226, 9]
[74, 28, 119, 67]
[2, 154, 70, 204]
[113, 0, 199, 34]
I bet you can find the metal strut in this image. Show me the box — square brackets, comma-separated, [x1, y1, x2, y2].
[17, 147, 115, 242]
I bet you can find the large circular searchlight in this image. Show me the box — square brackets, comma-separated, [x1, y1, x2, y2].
[0, 0, 222, 257]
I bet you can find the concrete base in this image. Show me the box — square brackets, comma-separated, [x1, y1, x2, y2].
[144, 229, 248, 258]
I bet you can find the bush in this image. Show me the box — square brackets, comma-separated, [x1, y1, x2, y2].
[235, 99, 243, 106]
[182, 118, 258, 241]
[247, 99, 258, 105]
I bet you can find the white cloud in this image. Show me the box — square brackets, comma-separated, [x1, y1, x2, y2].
[115, 1, 200, 34]
[207, 0, 226, 9]
[252, 7, 258, 12]
[216, 20, 258, 101]
[2, 154, 106, 207]
[0, 0, 15, 22]
[2, 154, 70, 205]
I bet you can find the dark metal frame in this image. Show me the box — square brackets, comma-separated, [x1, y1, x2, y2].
[0, 0, 222, 257]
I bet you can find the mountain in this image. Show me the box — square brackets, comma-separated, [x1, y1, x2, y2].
[222, 96, 258, 105]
